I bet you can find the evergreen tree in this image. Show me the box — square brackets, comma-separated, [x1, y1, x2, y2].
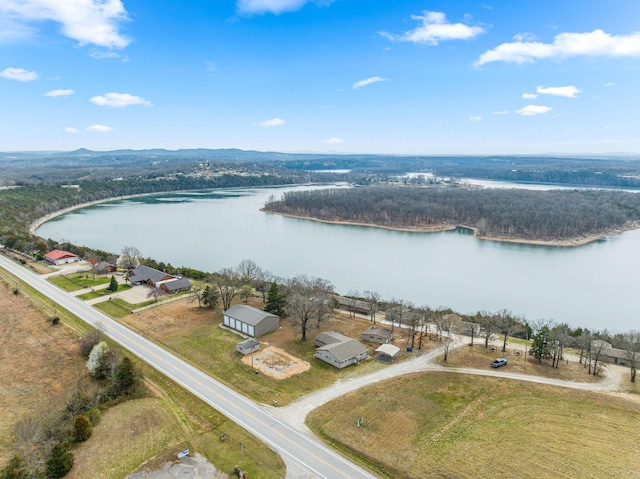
[46, 443, 74, 479]
[264, 282, 286, 316]
[73, 414, 93, 442]
[110, 356, 136, 398]
[107, 275, 118, 292]
[530, 325, 551, 362]
[202, 285, 220, 310]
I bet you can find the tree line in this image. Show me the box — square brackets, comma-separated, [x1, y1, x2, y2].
[263, 186, 640, 241]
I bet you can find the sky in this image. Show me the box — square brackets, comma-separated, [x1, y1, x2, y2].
[1, 0, 640, 155]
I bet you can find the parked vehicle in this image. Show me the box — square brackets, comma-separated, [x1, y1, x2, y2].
[491, 358, 507, 368]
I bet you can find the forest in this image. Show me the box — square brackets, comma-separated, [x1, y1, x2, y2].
[263, 185, 640, 241]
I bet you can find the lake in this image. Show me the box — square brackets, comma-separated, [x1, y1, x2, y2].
[36, 185, 640, 332]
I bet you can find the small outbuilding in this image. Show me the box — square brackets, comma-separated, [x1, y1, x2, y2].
[374, 344, 400, 363]
[237, 338, 260, 355]
[44, 249, 79, 265]
[361, 326, 393, 344]
[223, 304, 280, 338]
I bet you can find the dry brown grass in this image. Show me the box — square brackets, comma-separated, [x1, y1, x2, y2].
[0, 281, 85, 469]
[442, 343, 601, 383]
[67, 398, 182, 479]
[307, 372, 640, 479]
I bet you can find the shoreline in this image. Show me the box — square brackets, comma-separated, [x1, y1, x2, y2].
[261, 209, 640, 247]
[29, 183, 306, 235]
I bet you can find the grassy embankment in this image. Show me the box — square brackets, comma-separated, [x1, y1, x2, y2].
[306, 372, 640, 479]
[0, 267, 285, 478]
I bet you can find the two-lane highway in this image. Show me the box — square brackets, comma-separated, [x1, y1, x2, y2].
[0, 254, 377, 479]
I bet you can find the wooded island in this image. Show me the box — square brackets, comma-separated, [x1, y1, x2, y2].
[262, 186, 640, 245]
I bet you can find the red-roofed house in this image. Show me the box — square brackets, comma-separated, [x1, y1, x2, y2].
[44, 249, 79, 265]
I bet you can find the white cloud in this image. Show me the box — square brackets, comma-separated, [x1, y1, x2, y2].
[522, 93, 538, 99]
[536, 85, 581, 98]
[86, 124, 113, 132]
[64, 127, 78, 134]
[0, 0, 131, 49]
[477, 29, 640, 65]
[514, 105, 552, 116]
[469, 116, 482, 122]
[380, 11, 485, 45]
[324, 137, 344, 144]
[0, 67, 37, 81]
[90, 92, 151, 107]
[236, 0, 332, 15]
[492, 110, 509, 115]
[352, 76, 387, 89]
[604, 81, 615, 87]
[45, 89, 74, 97]
[513, 32, 536, 42]
[89, 49, 126, 60]
[258, 118, 285, 127]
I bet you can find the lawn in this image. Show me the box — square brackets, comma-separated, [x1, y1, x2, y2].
[76, 284, 132, 300]
[48, 273, 111, 292]
[306, 372, 640, 479]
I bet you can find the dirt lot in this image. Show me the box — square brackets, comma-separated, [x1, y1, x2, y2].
[0, 280, 85, 469]
[240, 346, 310, 379]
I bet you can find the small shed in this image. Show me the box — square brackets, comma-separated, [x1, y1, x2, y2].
[315, 331, 350, 348]
[44, 249, 79, 265]
[361, 326, 393, 344]
[237, 338, 260, 355]
[223, 304, 280, 338]
[374, 344, 400, 363]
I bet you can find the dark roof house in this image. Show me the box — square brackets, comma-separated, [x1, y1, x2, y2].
[94, 261, 116, 274]
[127, 264, 191, 294]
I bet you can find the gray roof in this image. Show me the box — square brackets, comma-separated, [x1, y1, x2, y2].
[316, 331, 351, 345]
[318, 338, 368, 362]
[129, 264, 172, 284]
[362, 326, 393, 339]
[223, 304, 279, 326]
[162, 277, 191, 291]
[94, 261, 115, 272]
[238, 338, 260, 348]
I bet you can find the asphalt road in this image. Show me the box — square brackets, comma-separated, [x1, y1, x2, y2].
[0, 254, 377, 479]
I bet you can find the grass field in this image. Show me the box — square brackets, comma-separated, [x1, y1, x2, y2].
[441, 343, 601, 382]
[306, 372, 640, 479]
[48, 273, 111, 292]
[117, 298, 420, 405]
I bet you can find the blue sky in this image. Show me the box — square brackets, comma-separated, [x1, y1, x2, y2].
[1, 0, 639, 154]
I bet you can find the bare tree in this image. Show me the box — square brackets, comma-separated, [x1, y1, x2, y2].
[623, 330, 640, 382]
[346, 290, 359, 318]
[285, 275, 334, 341]
[441, 314, 457, 361]
[497, 309, 517, 353]
[476, 311, 498, 348]
[363, 290, 381, 323]
[188, 281, 206, 308]
[590, 331, 610, 376]
[237, 259, 263, 286]
[384, 299, 404, 333]
[415, 306, 432, 349]
[116, 245, 143, 270]
[211, 267, 242, 311]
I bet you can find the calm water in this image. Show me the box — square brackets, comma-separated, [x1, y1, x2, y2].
[36, 185, 640, 332]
